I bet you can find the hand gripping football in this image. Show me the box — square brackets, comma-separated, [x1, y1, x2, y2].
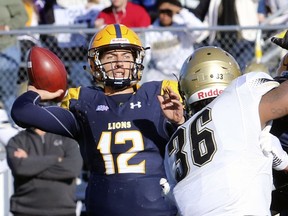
[27, 46, 68, 102]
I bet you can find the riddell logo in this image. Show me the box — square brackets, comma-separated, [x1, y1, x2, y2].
[111, 38, 130, 44]
[197, 88, 223, 100]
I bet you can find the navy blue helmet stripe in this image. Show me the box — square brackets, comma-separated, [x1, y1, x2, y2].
[114, 24, 122, 38]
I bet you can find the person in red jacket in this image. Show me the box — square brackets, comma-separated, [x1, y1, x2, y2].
[94, 0, 151, 28]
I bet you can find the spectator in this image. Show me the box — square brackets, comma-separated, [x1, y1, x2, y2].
[6, 126, 83, 216]
[257, 0, 288, 24]
[0, 82, 29, 174]
[22, 0, 39, 27]
[0, 0, 28, 123]
[34, 0, 59, 56]
[68, 0, 109, 87]
[192, 0, 259, 70]
[189, 0, 210, 21]
[36, 0, 56, 25]
[94, 0, 151, 28]
[131, 0, 158, 22]
[0, 104, 17, 216]
[158, 46, 288, 215]
[142, 0, 206, 82]
[73, 0, 108, 28]
[19, 0, 41, 85]
[11, 24, 179, 215]
[0, 102, 20, 174]
[179, 0, 201, 13]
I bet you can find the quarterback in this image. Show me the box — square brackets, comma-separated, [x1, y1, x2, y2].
[158, 46, 288, 215]
[11, 24, 180, 215]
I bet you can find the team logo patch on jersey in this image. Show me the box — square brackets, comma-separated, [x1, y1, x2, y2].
[54, 139, 63, 146]
[130, 101, 141, 109]
[96, 105, 109, 111]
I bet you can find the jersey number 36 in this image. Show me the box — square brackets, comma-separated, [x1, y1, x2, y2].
[167, 108, 217, 182]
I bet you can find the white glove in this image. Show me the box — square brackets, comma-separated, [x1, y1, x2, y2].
[160, 178, 171, 195]
[270, 137, 288, 171]
[260, 130, 288, 171]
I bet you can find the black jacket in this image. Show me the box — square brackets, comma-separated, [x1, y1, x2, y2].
[6, 128, 83, 216]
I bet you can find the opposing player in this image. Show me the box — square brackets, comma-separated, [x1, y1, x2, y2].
[158, 46, 288, 215]
[11, 24, 181, 215]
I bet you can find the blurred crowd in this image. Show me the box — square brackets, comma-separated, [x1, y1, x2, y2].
[0, 0, 288, 216]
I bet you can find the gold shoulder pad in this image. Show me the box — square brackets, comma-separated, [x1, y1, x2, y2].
[161, 80, 182, 102]
[60, 87, 81, 109]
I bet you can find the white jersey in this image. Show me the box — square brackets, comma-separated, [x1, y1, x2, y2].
[164, 72, 281, 216]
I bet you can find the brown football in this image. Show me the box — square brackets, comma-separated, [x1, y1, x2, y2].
[27, 46, 67, 102]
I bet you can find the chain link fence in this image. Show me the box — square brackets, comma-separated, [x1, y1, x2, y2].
[1, 25, 286, 111]
[0, 24, 287, 216]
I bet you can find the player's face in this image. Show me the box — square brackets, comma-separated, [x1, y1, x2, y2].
[100, 49, 134, 80]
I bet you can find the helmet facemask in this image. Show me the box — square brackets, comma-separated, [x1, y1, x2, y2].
[92, 47, 144, 90]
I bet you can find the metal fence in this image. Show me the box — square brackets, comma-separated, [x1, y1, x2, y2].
[13, 25, 288, 86]
[1, 25, 286, 101]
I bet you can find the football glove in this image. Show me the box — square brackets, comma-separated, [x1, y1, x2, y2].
[160, 178, 171, 195]
[271, 30, 288, 50]
[260, 129, 288, 171]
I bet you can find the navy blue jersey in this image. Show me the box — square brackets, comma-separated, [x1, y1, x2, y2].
[11, 80, 179, 216]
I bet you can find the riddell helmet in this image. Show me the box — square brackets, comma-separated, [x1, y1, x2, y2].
[179, 46, 241, 108]
[88, 24, 146, 89]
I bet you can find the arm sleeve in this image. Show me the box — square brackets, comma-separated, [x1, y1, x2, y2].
[37, 138, 83, 180]
[6, 2, 28, 29]
[11, 91, 79, 139]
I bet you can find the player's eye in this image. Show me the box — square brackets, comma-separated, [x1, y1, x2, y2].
[123, 53, 133, 60]
[104, 55, 116, 60]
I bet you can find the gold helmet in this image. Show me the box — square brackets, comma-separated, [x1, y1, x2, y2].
[179, 46, 241, 111]
[244, 61, 269, 74]
[88, 24, 146, 89]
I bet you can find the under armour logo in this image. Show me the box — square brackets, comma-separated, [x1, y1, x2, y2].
[130, 101, 141, 109]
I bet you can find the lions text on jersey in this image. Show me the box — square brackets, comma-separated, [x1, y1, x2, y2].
[12, 80, 179, 216]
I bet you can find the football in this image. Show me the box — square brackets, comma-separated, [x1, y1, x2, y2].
[27, 46, 68, 102]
